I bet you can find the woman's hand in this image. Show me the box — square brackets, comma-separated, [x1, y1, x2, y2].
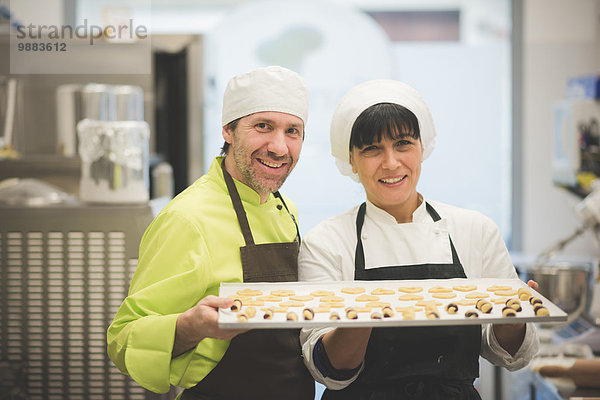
[491, 279, 539, 356]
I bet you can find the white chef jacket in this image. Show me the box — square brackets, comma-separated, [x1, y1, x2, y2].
[299, 197, 539, 390]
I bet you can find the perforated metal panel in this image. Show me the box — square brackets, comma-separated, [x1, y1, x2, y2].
[0, 204, 170, 400]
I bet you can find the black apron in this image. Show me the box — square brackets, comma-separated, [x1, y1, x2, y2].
[181, 160, 315, 400]
[322, 202, 482, 400]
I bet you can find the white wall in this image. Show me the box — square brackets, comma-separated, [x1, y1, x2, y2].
[521, 0, 600, 259]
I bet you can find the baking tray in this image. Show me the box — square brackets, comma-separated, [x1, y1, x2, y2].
[218, 278, 568, 329]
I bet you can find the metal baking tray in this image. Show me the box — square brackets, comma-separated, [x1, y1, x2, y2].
[218, 278, 568, 329]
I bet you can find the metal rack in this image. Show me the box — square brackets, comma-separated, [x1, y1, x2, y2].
[0, 203, 170, 400]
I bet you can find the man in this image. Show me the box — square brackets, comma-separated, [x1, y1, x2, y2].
[107, 66, 315, 400]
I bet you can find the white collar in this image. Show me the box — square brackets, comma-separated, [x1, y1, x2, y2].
[364, 194, 430, 225]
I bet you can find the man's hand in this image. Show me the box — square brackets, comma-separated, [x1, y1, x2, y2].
[173, 295, 248, 357]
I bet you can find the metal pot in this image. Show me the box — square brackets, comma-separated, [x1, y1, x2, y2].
[521, 262, 592, 325]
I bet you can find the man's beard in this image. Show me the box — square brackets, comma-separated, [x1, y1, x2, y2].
[232, 145, 295, 195]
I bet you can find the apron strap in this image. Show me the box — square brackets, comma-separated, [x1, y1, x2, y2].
[273, 192, 301, 244]
[354, 202, 367, 271]
[221, 158, 256, 246]
[354, 201, 461, 273]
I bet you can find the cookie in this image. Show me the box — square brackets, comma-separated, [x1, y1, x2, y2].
[370, 312, 383, 320]
[269, 306, 289, 313]
[271, 289, 295, 297]
[426, 311, 440, 319]
[245, 306, 257, 318]
[398, 294, 424, 301]
[529, 297, 543, 306]
[356, 294, 380, 302]
[517, 287, 532, 301]
[328, 303, 346, 308]
[346, 308, 358, 319]
[494, 289, 518, 297]
[432, 292, 457, 299]
[341, 287, 366, 295]
[506, 298, 522, 312]
[366, 301, 391, 309]
[329, 312, 340, 320]
[456, 299, 477, 306]
[242, 299, 264, 306]
[502, 306, 517, 317]
[476, 299, 492, 313]
[262, 308, 274, 319]
[320, 295, 345, 303]
[286, 312, 298, 321]
[464, 292, 489, 299]
[453, 284, 477, 292]
[465, 310, 479, 318]
[314, 305, 331, 313]
[237, 288, 263, 296]
[230, 299, 243, 312]
[415, 300, 443, 308]
[486, 285, 511, 292]
[279, 301, 305, 307]
[428, 286, 452, 293]
[310, 290, 334, 297]
[256, 295, 284, 302]
[490, 297, 510, 304]
[289, 295, 314, 302]
[398, 287, 423, 293]
[302, 307, 315, 320]
[445, 303, 458, 314]
[237, 313, 248, 322]
[371, 288, 395, 295]
[382, 306, 394, 318]
[534, 305, 549, 316]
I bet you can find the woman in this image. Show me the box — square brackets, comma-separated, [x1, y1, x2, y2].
[299, 80, 539, 399]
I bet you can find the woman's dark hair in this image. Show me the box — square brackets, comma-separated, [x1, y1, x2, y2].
[349, 103, 420, 150]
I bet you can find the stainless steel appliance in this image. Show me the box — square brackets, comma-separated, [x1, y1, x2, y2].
[0, 198, 172, 399]
[0, 32, 204, 196]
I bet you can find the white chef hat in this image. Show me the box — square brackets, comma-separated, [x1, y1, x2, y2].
[330, 80, 436, 181]
[222, 65, 309, 127]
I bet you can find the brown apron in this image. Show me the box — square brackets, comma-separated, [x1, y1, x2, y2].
[180, 160, 315, 400]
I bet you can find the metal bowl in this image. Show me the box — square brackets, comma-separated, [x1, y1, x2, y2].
[521, 262, 591, 325]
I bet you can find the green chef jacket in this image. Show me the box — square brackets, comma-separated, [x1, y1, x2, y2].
[107, 156, 300, 393]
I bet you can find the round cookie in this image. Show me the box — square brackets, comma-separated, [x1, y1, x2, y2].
[445, 303, 458, 314]
[302, 308, 315, 320]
